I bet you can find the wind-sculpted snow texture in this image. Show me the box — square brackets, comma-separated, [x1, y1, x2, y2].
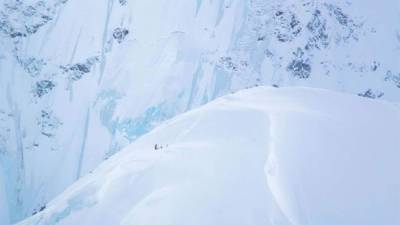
[17, 87, 400, 225]
[0, 0, 399, 223]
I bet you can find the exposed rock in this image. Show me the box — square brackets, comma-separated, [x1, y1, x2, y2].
[384, 70, 400, 88]
[17, 57, 47, 77]
[358, 89, 384, 99]
[306, 9, 329, 50]
[273, 10, 302, 42]
[112, 28, 129, 43]
[287, 48, 312, 79]
[34, 80, 56, 98]
[61, 56, 99, 81]
[37, 110, 62, 138]
[119, 0, 127, 6]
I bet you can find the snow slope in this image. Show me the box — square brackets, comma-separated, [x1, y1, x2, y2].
[1, 0, 400, 222]
[17, 87, 400, 225]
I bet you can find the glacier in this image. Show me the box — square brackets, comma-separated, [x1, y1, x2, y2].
[16, 87, 400, 225]
[0, 0, 399, 224]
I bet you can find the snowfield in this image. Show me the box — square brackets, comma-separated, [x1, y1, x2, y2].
[16, 87, 400, 225]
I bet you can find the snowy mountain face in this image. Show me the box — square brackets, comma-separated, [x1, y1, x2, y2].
[15, 87, 400, 225]
[0, 0, 399, 224]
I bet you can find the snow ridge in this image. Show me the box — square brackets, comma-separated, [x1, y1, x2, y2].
[17, 87, 400, 225]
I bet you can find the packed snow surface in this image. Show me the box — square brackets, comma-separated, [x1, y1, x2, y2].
[17, 87, 400, 225]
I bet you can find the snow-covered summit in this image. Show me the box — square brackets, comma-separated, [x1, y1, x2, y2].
[17, 87, 400, 225]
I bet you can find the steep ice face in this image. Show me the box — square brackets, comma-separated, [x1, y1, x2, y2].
[16, 87, 400, 225]
[0, 0, 399, 223]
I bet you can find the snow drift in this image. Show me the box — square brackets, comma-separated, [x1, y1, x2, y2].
[17, 87, 400, 225]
